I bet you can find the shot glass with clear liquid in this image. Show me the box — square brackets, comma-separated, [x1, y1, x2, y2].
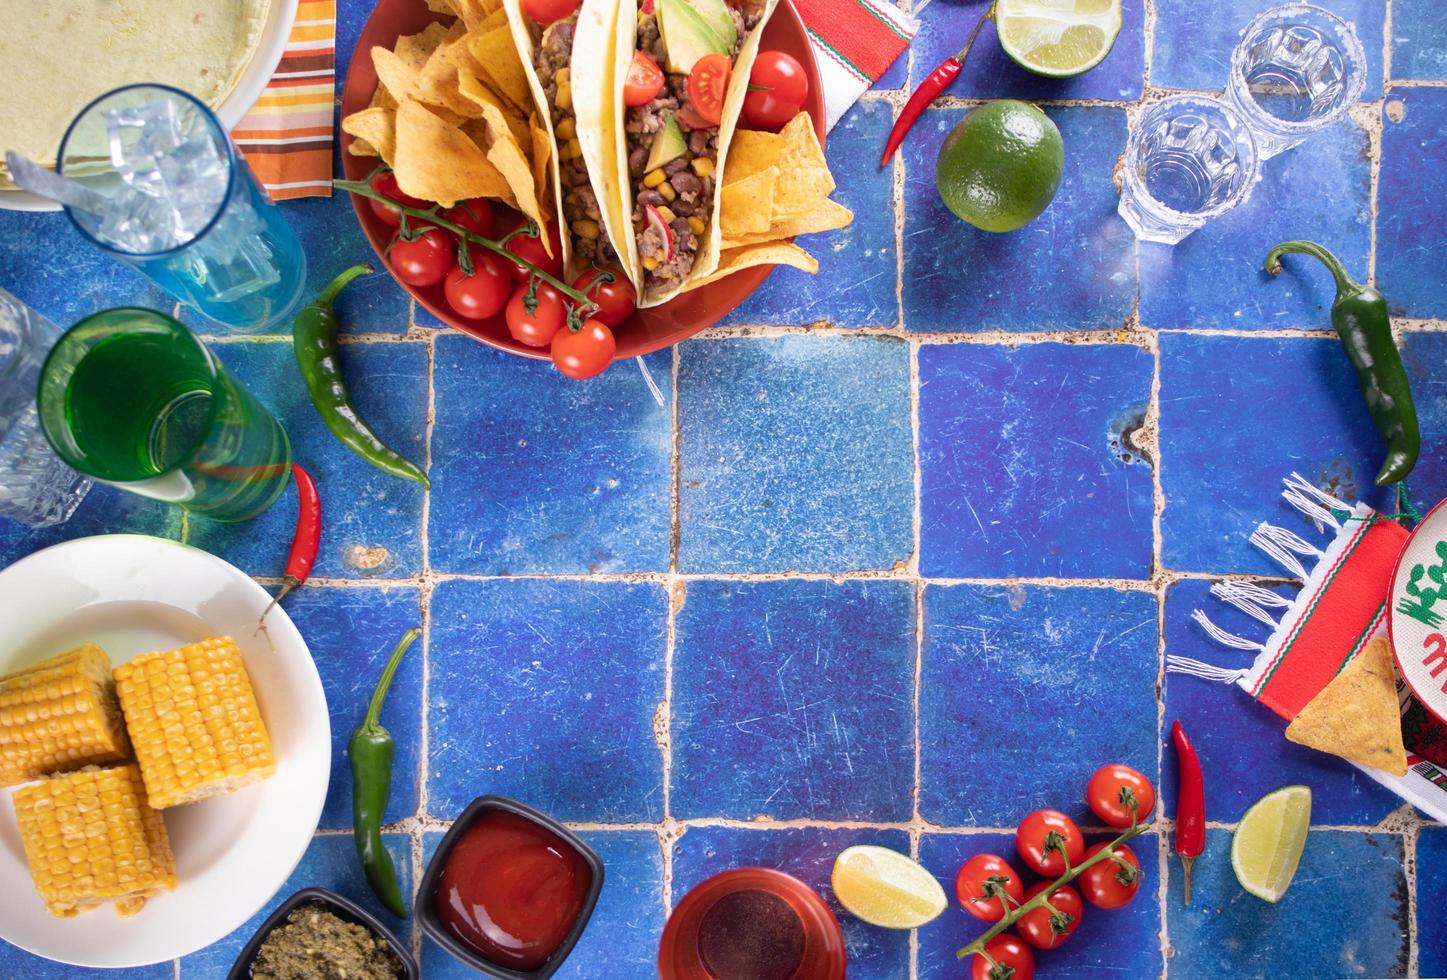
[1227, 3, 1367, 160]
[1118, 95, 1259, 245]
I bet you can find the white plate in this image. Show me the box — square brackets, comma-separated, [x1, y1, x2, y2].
[0, 534, 330, 968]
[0, 0, 300, 212]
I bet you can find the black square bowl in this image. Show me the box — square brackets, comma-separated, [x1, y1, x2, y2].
[226, 886, 419, 980]
[417, 795, 605, 980]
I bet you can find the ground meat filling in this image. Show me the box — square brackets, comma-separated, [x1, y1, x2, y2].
[539, 15, 617, 267]
[626, 4, 760, 290]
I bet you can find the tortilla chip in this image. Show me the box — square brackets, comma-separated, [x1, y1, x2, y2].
[342, 107, 396, 164]
[452, 0, 500, 29]
[369, 84, 399, 111]
[725, 129, 782, 183]
[1285, 636, 1408, 776]
[684, 242, 818, 290]
[530, 112, 554, 217]
[416, 30, 486, 118]
[424, 0, 458, 13]
[373, 46, 423, 103]
[457, 70, 532, 148]
[721, 198, 854, 248]
[720, 166, 777, 237]
[468, 26, 535, 112]
[487, 126, 548, 236]
[394, 99, 511, 205]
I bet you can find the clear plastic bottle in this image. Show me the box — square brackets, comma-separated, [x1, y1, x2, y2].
[0, 290, 91, 527]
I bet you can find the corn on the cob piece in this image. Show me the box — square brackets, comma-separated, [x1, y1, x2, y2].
[14, 764, 176, 918]
[113, 637, 275, 808]
[0, 644, 129, 787]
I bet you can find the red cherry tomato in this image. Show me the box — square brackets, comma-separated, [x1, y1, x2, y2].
[970, 934, 1034, 980]
[571, 267, 636, 327]
[444, 248, 513, 320]
[522, 0, 581, 23]
[624, 50, 665, 107]
[505, 282, 568, 347]
[505, 220, 565, 282]
[1086, 764, 1156, 828]
[442, 199, 495, 238]
[551, 318, 615, 379]
[388, 228, 453, 287]
[1015, 882, 1082, 950]
[742, 51, 809, 131]
[367, 171, 428, 227]
[1015, 809, 1085, 876]
[687, 53, 731, 126]
[953, 854, 1025, 922]
[1078, 841, 1143, 909]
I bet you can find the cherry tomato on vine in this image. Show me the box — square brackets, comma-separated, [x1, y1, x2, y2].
[444, 248, 512, 320]
[1015, 809, 1085, 876]
[442, 199, 495, 238]
[1015, 882, 1082, 950]
[505, 282, 567, 347]
[388, 228, 452, 287]
[742, 51, 810, 131]
[687, 53, 731, 126]
[970, 934, 1034, 980]
[504, 219, 565, 282]
[953, 854, 1024, 922]
[1086, 764, 1156, 828]
[1078, 842, 1143, 909]
[624, 50, 665, 107]
[551, 318, 615, 379]
[367, 171, 428, 227]
[522, 0, 580, 23]
[571, 267, 636, 327]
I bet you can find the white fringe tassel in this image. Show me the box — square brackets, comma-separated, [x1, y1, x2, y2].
[1209, 580, 1293, 628]
[1166, 655, 1250, 684]
[1248, 522, 1323, 579]
[636, 356, 665, 407]
[1190, 609, 1266, 652]
[1281, 472, 1351, 532]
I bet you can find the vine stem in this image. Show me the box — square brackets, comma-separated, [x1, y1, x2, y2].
[956, 820, 1151, 961]
[332, 177, 595, 312]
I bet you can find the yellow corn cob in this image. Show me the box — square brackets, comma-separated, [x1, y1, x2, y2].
[690, 157, 714, 178]
[0, 644, 129, 787]
[14, 764, 176, 918]
[113, 637, 275, 809]
[643, 168, 667, 188]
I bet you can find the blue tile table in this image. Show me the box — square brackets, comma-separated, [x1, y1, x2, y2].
[0, 1, 1440, 976]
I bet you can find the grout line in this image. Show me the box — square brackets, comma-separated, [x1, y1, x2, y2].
[661, 340, 682, 917]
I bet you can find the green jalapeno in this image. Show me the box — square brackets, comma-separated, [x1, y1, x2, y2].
[294, 264, 430, 489]
[1265, 240, 1419, 487]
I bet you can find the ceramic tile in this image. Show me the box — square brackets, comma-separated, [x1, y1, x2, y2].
[0, 484, 179, 569]
[1379, 86, 1447, 319]
[1393, 0, 1447, 80]
[1418, 826, 1447, 978]
[677, 336, 913, 573]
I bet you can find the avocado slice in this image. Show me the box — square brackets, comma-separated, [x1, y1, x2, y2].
[644, 112, 688, 172]
[655, 0, 730, 74]
[679, 0, 737, 53]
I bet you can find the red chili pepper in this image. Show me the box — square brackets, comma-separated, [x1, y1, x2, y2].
[879, 5, 994, 166]
[1171, 719, 1205, 906]
[259, 463, 321, 625]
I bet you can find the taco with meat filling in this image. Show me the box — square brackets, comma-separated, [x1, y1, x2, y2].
[608, 0, 780, 306]
[505, 0, 628, 277]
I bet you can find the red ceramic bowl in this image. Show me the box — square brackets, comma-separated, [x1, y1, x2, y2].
[339, 0, 826, 360]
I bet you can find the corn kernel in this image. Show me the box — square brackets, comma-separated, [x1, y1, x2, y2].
[690, 157, 714, 178]
[688, 216, 706, 235]
[657, 182, 676, 202]
[565, 138, 583, 160]
[643, 169, 666, 188]
[555, 71, 572, 110]
[572, 219, 600, 239]
[642, 256, 660, 271]
[554, 117, 576, 140]
[656, 206, 676, 223]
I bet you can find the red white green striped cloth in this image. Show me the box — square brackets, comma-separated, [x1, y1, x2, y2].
[793, 0, 917, 130]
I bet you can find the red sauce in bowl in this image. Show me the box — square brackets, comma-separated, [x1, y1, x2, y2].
[433, 810, 592, 971]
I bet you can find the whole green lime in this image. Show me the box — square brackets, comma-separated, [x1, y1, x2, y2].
[934, 100, 1064, 233]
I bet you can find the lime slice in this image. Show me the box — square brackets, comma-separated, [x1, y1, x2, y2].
[1231, 785, 1312, 902]
[993, 0, 1123, 78]
[831, 845, 947, 929]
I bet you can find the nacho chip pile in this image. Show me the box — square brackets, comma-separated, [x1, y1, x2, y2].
[690, 112, 853, 290]
[342, 0, 551, 234]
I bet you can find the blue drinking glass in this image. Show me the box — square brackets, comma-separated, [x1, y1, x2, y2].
[56, 84, 306, 334]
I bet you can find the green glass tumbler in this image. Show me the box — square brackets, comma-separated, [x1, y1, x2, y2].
[37, 308, 291, 522]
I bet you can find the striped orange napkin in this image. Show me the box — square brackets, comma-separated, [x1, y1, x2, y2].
[234, 0, 338, 200]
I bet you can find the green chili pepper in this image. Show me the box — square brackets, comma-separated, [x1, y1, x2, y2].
[1265, 240, 1419, 487]
[294, 264, 430, 489]
[351, 627, 420, 918]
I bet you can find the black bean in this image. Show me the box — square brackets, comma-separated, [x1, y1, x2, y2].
[670, 171, 701, 195]
[637, 189, 666, 208]
[665, 158, 689, 175]
[688, 130, 709, 155]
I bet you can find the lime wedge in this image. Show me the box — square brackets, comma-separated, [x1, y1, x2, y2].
[1231, 785, 1312, 902]
[993, 0, 1123, 78]
[831, 845, 947, 929]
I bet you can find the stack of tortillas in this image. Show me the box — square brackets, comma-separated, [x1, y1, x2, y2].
[1285, 636, 1408, 777]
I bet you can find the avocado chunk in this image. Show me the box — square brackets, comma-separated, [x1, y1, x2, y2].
[656, 0, 730, 74]
[644, 112, 688, 172]
[679, 0, 738, 52]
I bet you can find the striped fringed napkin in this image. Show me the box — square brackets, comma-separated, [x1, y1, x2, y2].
[233, 0, 338, 200]
[787, 0, 917, 131]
